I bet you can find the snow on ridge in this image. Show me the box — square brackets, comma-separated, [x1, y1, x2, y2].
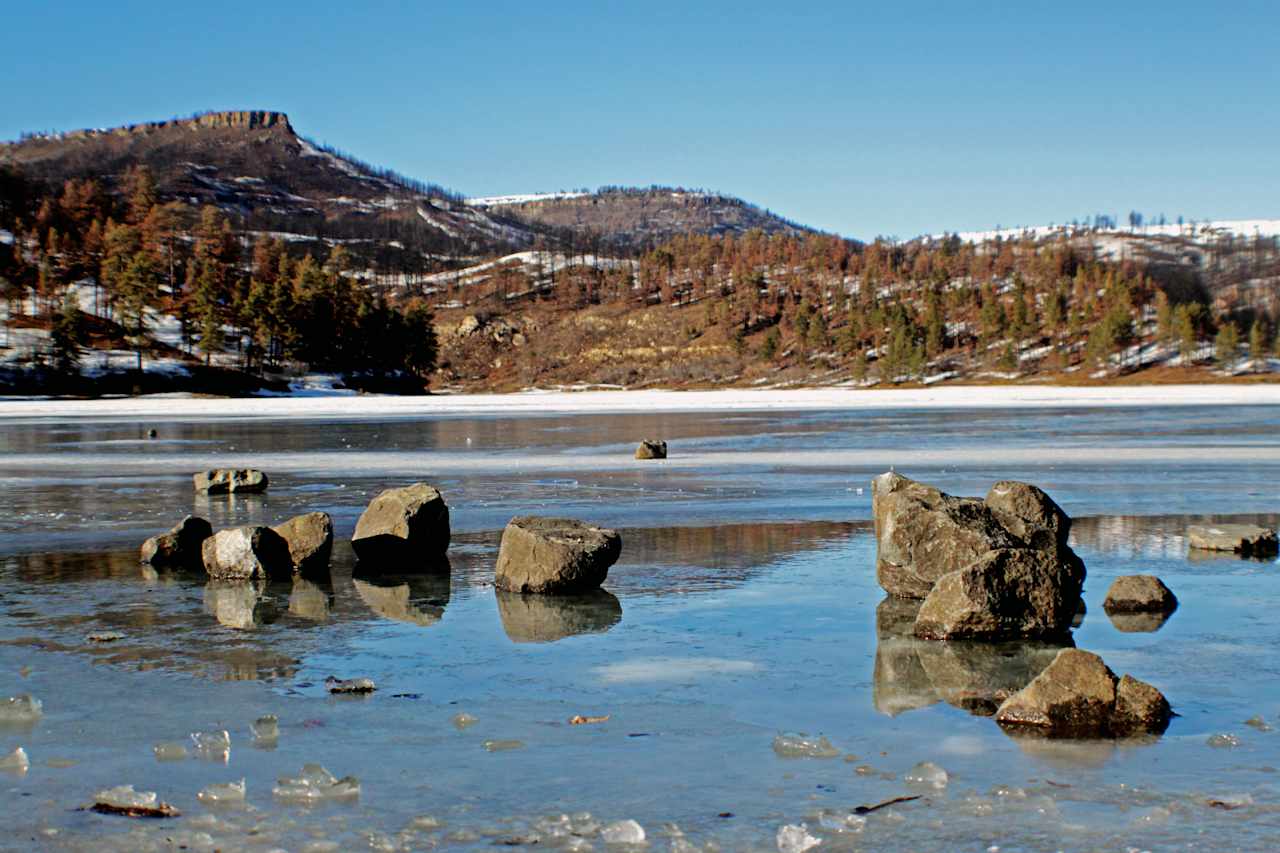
[927, 219, 1280, 244]
[464, 192, 590, 207]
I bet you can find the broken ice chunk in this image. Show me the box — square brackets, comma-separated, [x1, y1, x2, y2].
[1207, 733, 1242, 748]
[776, 823, 821, 852]
[251, 714, 279, 746]
[153, 742, 189, 762]
[904, 761, 949, 789]
[0, 746, 29, 772]
[198, 779, 247, 804]
[451, 712, 478, 730]
[273, 764, 360, 803]
[90, 784, 180, 817]
[325, 676, 376, 694]
[191, 729, 231, 762]
[772, 734, 840, 759]
[0, 694, 43, 724]
[601, 819, 645, 844]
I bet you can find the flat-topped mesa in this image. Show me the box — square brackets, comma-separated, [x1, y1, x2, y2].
[9, 110, 294, 147]
[872, 472, 1085, 641]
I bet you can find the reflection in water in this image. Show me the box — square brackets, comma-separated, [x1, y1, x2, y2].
[352, 569, 451, 627]
[873, 597, 1067, 717]
[1106, 610, 1174, 633]
[1071, 513, 1280, 560]
[495, 589, 622, 643]
[203, 580, 278, 629]
[289, 577, 334, 622]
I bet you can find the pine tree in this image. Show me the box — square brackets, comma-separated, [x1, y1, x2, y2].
[1249, 316, 1269, 363]
[1215, 322, 1239, 367]
[50, 290, 86, 376]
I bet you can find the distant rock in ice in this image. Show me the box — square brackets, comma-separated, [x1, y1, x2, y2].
[635, 439, 667, 459]
[1207, 733, 1242, 748]
[1187, 523, 1278, 556]
[193, 468, 269, 494]
[86, 630, 125, 643]
[482, 739, 525, 752]
[325, 676, 376, 694]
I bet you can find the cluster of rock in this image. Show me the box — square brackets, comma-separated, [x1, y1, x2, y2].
[142, 511, 333, 581]
[872, 472, 1172, 738]
[194, 468, 269, 495]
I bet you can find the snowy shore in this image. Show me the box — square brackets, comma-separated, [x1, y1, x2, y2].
[1, 383, 1279, 422]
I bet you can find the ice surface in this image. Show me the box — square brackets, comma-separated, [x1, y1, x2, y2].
[0, 694, 43, 723]
[600, 819, 645, 844]
[273, 764, 360, 803]
[772, 734, 840, 759]
[198, 778, 246, 804]
[905, 761, 950, 789]
[0, 746, 29, 772]
[776, 823, 821, 852]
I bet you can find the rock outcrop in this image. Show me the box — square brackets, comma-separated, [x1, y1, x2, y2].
[494, 516, 621, 594]
[351, 483, 450, 565]
[1103, 575, 1178, 614]
[272, 512, 333, 575]
[995, 649, 1170, 737]
[635, 439, 667, 460]
[201, 526, 293, 580]
[1187, 523, 1278, 556]
[193, 469, 269, 494]
[140, 515, 212, 570]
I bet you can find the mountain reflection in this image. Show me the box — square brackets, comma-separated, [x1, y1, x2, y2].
[873, 597, 1068, 717]
[495, 589, 622, 643]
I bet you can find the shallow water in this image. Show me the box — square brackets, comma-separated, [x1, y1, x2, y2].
[1, 403, 1279, 851]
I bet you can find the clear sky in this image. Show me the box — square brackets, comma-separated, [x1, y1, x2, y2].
[3, 1, 1277, 239]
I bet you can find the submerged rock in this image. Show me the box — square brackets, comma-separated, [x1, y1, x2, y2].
[995, 649, 1170, 737]
[90, 784, 180, 818]
[201, 526, 293, 580]
[193, 468, 269, 494]
[352, 483, 451, 564]
[0, 694, 43, 724]
[772, 734, 840, 759]
[140, 515, 213, 570]
[482, 739, 525, 752]
[325, 676, 376, 694]
[198, 778, 246, 804]
[272, 512, 334, 575]
[495, 588, 622, 642]
[1103, 575, 1178, 614]
[635, 439, 667, 460]
[273, 764, 360, 802]
[153, 742, 188, 762]
[904, 761, 949, 789]
[1188, 523, 1278, 555]
[494, 516, 622, 594]
[0, 746, 29, 772]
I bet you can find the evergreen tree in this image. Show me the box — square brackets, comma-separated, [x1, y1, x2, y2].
[1215, 322, 1239, 367]
[50, 290, 86, 376]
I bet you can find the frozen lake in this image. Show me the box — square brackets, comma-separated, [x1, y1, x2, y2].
[2, 398, 1280, 850]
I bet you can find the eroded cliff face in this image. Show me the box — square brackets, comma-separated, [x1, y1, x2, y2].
[5, 111, 292, 147]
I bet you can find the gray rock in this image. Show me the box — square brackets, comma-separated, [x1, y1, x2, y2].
[272, 512, 334, 575]
[872, 473, 1022, 599]
[635, 439, 667, 460]
[351, 483, 450, 565]
[914, 548, 1085, 640]
[495, 589, 622, 643]
[200, 526, 293, 581]
[140, 515, 212, 570]
[995, 648, 1170, 737]
[1103, 575, 1178, 614]
[193, 469, 269, 494]
[494, 516, 621, 594]
[1188, 523, 1278, 556]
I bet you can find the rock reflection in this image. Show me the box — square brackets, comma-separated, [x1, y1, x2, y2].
[288, 577, 334, 622]
[873, 597, 1067, 717]
[1106, 611, 1175, 633]
[495, 589, 622, 643]
[352, 569, 451, 627]
[203, 580, 278, 629]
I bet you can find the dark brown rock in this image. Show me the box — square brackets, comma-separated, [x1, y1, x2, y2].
[635, 439, 667, 460]
[985, 480, 1071, 548]
[494, 516, 621, 594]
[1103, 575, 1178, 614]
[272, 512, 334, 575]
[1112, 674, 1173, 735]
[140, 515, 212, 570]
[351, 483, 450, 565]
[193, 469, 269, 494]
[200, 526, 293, 581]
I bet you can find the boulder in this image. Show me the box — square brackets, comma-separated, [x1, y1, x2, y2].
[140, 515, 212, 570]
[914, 548, 1085, 640]
[1187, 523, 1278, 556]
[985, 481, 1071, 548]
[193, 469, 269, 494]
[272, 512, 334, 575]
[995, 649, 1170, 737]
[635, 439, 667, 460]
[351, 483, 450, 565]
[872, 473, 1022, 599]
[495, 589, 622, 643]
[494, 516, 621, 594]
[1102, 575, 1178, 614]
[200, 526, 293, 581]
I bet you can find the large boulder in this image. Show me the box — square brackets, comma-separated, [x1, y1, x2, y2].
[494, 516, 621, 594]
[351, 483, 450, 565]
[272, 512, 334, 575]
[1103, 575, 1178, 614]
[872, 473, 1023, 599]
[201, 526, 293, 581]
[1187, 523, 1278, 556]
[140, 516, 212, 570]
[193, 469, 269, 494]
[914, 548, 1085, 641]
[995, 649, 1170, 737]
[635, 440, 667, 460]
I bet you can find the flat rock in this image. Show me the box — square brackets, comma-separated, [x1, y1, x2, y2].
[140, 515, 212, 570]
[272, 512, 334, 575]
[201, 526, 293, 581]
[914, 548, 1085, 640]
[494, 516, 621, 594]
[995, 648, 1170, 737]
[193, 469, 269, 494]
[1103, 575, 1178, 614]
[635, 439, 667, 460]
[351, 483, 450, 565]
[1188, 523, 1278, 555]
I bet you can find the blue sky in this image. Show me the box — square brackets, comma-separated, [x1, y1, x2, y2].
[3, 1, 1277, 239]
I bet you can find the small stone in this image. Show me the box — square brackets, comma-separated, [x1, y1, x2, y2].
[776, 823, 821, 852]
[635, 439, 667, 460]
[772, 734, 840, 759]
[482, 739, 525, 752]
[193, 469, 269, 494]
[153, 742, 189, 761]
[0, 694, 42, 723]
[1103, 575, 1178, 614]
[904, 761, 949, 789]
[601, 819, 645, 844]
[198, 778, 246, 804]
[1244, 715, 1273, 732]
[451, 712, 479, 730]
[325, 676, 376, 694]
[1207, 733, 1242, 748]
[0, 746, 29, 772]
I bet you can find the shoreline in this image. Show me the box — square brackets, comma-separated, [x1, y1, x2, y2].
[2, 383, 1280, 421]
